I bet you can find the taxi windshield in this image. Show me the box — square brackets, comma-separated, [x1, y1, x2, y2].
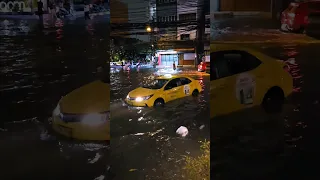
[143, 79, 169, 89]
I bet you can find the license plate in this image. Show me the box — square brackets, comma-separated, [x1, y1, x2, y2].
[57, 125, 72, 136]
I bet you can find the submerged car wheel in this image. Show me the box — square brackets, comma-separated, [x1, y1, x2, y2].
[192, 89, 199, 96]
[154, 98, 164, 107]
[262, 87, 284, 113]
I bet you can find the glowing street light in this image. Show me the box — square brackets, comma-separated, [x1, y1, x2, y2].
[146, 26, 152, 32]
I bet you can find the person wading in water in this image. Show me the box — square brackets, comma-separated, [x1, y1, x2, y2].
[84, 2, 90, 20]
[173, 61, 176, 71]
[37, 0, 44, 24]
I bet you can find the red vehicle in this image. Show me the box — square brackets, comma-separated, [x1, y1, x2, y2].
[281, 1, 320, 33]
[198, 62, 206, 72]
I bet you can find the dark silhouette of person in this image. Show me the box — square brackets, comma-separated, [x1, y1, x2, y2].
[37, 0, 44, 21]
[84, 2, 90, 20]
[65, 1, 71, 14]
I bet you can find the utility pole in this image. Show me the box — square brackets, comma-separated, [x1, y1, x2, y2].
[195, 0, 206, 67]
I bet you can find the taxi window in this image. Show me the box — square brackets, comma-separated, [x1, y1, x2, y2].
[180, 77, 192, 85]
[164, 78, 180, 90]
[210, 52, 231, 80]
[211, 50, 261, 80]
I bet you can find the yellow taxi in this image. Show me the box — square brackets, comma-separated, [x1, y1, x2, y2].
[210, 44, 293, 118]
[125, 74, 203, 107]
[52, 80, 110, 141]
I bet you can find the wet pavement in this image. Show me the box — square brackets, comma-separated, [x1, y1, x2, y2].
[211, 43, 320, 179]
[109, 66, 210, 180]
[0, 17, 109, 179]
[211, 17, 319, 43]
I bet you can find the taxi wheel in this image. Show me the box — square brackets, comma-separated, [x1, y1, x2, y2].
[154, 98, 165, 107]
[192, 89, 199, 96]
[262, 88, 284, 113]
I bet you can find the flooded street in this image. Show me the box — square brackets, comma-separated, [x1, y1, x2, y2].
[109, 67, 210, 179]
[211, 43, 320, 179]
[0, 17, 109, 179]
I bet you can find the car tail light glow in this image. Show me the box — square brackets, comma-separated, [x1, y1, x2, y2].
[304, 16, 309, 24]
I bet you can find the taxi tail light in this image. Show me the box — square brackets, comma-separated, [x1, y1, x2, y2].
[198, 80, 203, 86]
[283, 64, 290, 73]
[276, 60, 289, 73]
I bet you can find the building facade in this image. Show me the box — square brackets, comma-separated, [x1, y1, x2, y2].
[155, 0, 210, 66]
[156, 0, 178, 41]
[113, 0, 155, 42]
[110, 0, 129, 37]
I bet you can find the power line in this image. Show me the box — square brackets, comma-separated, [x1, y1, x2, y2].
[111, 1, 209, 21]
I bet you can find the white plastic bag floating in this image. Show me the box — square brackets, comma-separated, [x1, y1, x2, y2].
[176, 126, 188, 137]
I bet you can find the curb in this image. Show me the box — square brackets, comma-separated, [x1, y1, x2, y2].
[211, 39, 320, 44]
[177, 65, 195, 67]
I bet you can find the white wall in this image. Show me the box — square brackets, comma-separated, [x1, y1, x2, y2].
[205, 55, 210, 62]
[183, 53, 209, 62]
[184, 53, 195, 60]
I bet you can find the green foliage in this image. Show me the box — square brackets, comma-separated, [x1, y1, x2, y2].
[184, 140, 210, 180]
[110, 37, 153, 61]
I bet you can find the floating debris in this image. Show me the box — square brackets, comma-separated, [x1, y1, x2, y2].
[176, 126, 188, 137]
[88, 153, 102, 164]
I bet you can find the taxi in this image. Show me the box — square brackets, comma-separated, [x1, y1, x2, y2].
[210, 44, 293, 118]
[52, 80, 110, 141]
[125, 74, 203, 107]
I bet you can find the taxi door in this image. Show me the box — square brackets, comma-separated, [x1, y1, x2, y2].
[211, 76, 236, 117]
[180, 77, 193, 98]
[210, 55, 236, 117]
[211, 50, 263, 118]
[164, 78, 181, 101]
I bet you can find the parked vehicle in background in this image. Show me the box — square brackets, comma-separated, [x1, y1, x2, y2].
[198, 62, 207, 72]
[280, 1, 320, 33]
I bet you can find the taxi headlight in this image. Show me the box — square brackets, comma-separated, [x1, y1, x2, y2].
[81, 112, 109, 126]
[135, 97, 143, 102]
[135, 95, 153, 102]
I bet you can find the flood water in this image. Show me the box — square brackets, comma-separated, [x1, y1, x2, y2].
[0, 17, 109, 179]
[211, 43, 320, 180]
[109, 67, 210, 179]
